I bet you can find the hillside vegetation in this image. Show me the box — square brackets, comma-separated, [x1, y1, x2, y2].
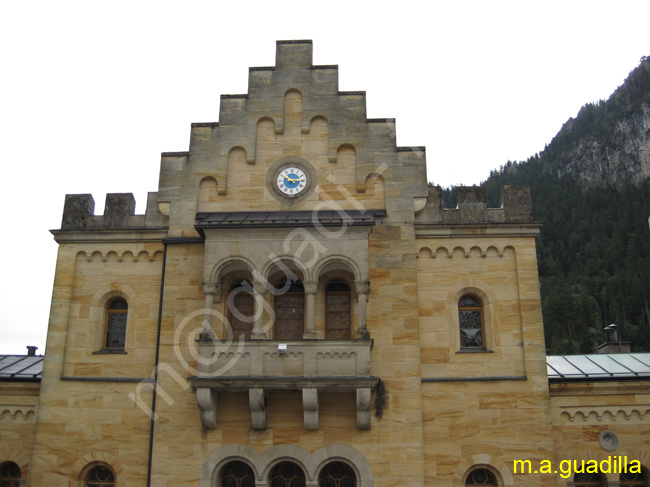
[479, 57, 650, 354]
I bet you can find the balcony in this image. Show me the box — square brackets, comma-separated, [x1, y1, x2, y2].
[188, 337, 378, 430]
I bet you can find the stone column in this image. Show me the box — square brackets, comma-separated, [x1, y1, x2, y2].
[202, 281, 220, 336]
[303, 281, 318, 339]
[251, 281, 268, 340]
[355, 280, 370, 339]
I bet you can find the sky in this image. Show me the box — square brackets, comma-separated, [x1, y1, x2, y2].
[1, 0, 649, 355]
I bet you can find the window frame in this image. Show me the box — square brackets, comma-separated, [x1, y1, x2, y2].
[325, 281, 352, 339]
[458, 294, 486, 350]
[84, 463, 116, 487]
[273, 279, 305, 340]
[227, 281, 255, 340]
[465, 467, 498, 487]
[0, 461, 21, 487]
[103, 298, 128, 350]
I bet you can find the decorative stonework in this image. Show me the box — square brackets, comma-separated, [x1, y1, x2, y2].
[599, 430, 619, 452]
[558, 406, 650, 423]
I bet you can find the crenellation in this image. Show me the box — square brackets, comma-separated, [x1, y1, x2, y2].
[59, 193, 167, 232]
[416, 185, 533, 225]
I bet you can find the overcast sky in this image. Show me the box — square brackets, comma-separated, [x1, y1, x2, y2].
[1, 0, 649, 355]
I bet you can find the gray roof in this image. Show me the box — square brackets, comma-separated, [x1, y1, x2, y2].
[3, 352, 650, 383]
[196, 210, 385, 231]
[547, 353, 650, 381]
[0, 355, 44, 381]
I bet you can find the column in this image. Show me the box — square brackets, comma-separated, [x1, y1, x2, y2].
[303, 281, 318, 339]
[355, 280, 370, 339]
[201, 281, 220, 337]
[251, 281, 268, 340]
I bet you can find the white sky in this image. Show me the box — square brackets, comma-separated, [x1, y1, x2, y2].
[1, 0, 649, 355]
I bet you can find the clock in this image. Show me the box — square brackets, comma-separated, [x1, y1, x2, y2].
[276, 166, 308, 196]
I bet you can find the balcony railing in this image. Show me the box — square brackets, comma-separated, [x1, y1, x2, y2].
[189, 337, 378, 430]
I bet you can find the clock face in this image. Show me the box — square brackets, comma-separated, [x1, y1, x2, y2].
[276, 167, 308, 196]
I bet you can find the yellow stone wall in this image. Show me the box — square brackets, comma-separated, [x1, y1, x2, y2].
[550, 381, 650, 485]
[417, 233, 555, 486]
[27, 243, 162, 485]
[0, 382, 40, 479]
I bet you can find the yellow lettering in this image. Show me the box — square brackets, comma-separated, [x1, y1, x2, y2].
[600, 457, 612, 473]
[586, 460, 598, 474]
[539, 460, 552, 474]
[630, 461, 641, 474]
[560, 460, 572, 478]
[513, 460, 531, 474]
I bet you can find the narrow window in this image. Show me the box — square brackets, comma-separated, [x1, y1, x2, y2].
[221, 461, 255, 487]
[269, 461, 305, 487]
[459, 295, 484, 348]
[466, 468, 497, 486]
[227, 282, 254, 340]
[0, 461, 21, 487]
[85, 465, 115, 487]
[105, 299, 128, 349]
[319, 461, 356, 487]
[275, 279, 304, 340]
[326, 282, 351, 339]
[620, 470, 647, 487]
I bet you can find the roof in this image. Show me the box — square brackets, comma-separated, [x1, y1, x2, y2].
[547, 353, 650, 381]
[196, 210, 385, 234]
[0, 355, 44, 381]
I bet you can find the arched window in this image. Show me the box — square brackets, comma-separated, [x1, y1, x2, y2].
[227, 282, 254, 340]
[459, 295, 484, 349]
[0, 461, 21, 487]
[105, 299, 128, 349]
[269, 462, 305, 487]
[221, 461, 255, 487]
[275, 279, 304, 340]
[319, 461, 356, 487]
[466, 468, 497, 486]
[573, 472, 605, 487]
[326, 282, 351, 339]
[85, 464, 115, 487]
[620, 469, 648, 487]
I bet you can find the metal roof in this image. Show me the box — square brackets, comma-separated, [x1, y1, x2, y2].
[547, 353, 650, 381]
[0, 355, 44, 381]
[196, 209, 385, 233]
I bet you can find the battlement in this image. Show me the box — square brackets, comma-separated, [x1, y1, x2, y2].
[415, 185, 534, 224]
[58, 193, 168, 231]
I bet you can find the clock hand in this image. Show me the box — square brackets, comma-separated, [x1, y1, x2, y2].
[285, 177, 305, 183]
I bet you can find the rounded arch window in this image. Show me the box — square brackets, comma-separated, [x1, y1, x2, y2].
[274, 278, 305, 340]
[0, 461, 21, 487]
[466, 468, 497, 486]
[319, 461, 356, 487]
[221, 461, 255, 487]
[573, 472, 605, 487]
[105, 298, 128, 349]
[620, 469, 648, 487]
[326, 282, 351, 339]
[458, 295, 484, 349]
[85, 464, 115, 486]
[227, 281, 254, 340]
[269, 461, 306, 487]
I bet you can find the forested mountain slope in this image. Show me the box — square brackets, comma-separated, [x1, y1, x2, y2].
[481, 57, 650, 354]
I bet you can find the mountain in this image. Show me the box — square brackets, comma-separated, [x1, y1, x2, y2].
[479, 56, 650, 354]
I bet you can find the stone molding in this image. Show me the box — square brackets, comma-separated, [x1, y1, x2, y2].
[0, 407, 37, 422]
[558, 406, 650, 423]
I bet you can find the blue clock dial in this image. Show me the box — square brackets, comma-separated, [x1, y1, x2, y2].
[276, 167, 308, 196]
